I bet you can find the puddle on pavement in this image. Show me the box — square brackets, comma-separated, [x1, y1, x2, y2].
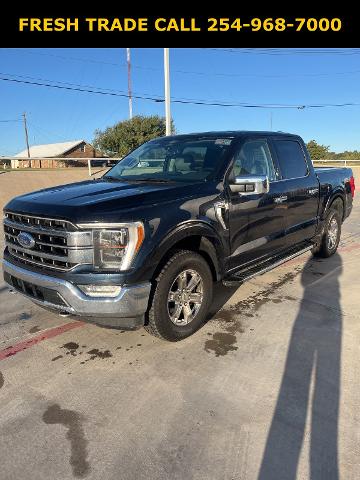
[232, 269, 301, 314]
[52, 355, 63, 361]
[86, 348, 112, 360]
[29, 326, 41, 334]
[43, 403, 90, 478]
[53, 337, 144, 366]
[62, 342, 80, 356]
[204, 332, 238, 357]
[19, 312, 32, 321]
[204, 269, 302, 357]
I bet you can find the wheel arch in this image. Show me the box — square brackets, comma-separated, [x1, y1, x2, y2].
[325, 193, 345, 221]
[149, 222, 225, 282]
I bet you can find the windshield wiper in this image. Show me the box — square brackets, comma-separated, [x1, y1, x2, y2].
[103, 175, 125, 182]
[121, 178, 174, 183]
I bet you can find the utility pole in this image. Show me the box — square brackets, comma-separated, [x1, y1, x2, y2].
[22, 112, 31, 159]
[126, 48, 133, 119]
[164, 48, 171, 136]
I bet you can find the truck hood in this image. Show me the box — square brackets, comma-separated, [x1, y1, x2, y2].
[4, 178, 214, 223]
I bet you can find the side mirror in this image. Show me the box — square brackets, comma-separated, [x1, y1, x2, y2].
[229, 175, 269, 195]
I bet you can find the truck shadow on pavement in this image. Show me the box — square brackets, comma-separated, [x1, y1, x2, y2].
[258, 253, 343, 480]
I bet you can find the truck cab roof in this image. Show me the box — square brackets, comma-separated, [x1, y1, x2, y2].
[155, 130, 299, 141]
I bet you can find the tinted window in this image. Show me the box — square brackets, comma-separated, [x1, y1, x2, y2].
[105, 137, 234, 183]
[274, 140, 308, 179]
[233, 139, 276, 181]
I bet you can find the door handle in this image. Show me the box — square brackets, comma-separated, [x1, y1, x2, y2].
[274, 196, 288, 204]
[308, 188, 319, 195]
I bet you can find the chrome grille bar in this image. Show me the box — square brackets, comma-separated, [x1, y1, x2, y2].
[4, 218, 69, 237]
[3, 211, 93, 271]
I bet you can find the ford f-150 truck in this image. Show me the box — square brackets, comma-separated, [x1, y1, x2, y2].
[2, 131, 355, 341]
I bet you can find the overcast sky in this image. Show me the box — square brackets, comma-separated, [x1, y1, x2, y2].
[1, 48, 360, 155]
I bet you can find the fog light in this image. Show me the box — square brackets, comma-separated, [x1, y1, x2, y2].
[78, 285, 122, 297]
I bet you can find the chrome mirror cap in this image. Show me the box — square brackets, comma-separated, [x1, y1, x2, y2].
[229, 175, 269, 195]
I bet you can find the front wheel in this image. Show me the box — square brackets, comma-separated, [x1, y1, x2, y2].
[312, 207, 341, 258]
[145, 250, 213, 341]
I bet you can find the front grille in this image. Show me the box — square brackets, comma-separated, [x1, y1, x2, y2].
[3, 212, 93, 271]
[5, 212, 71, 231]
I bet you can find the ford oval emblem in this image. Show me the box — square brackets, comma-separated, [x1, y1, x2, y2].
[17, 232, 36, 249]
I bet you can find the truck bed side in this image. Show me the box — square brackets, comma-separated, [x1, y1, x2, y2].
[314, 166, 353, 221]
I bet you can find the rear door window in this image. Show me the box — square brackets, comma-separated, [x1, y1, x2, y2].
[273, 139, 308, 179]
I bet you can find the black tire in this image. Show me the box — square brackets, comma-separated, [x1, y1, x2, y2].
[312, 206, 341, 258]
[145, 250, 213, 341]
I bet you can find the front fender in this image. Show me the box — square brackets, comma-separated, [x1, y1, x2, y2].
[146, 220, 227, 280]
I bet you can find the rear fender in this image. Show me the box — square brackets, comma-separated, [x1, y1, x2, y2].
[322, 191, 345, 221]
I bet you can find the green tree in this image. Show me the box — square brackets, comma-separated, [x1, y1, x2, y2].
[93, 115, 175, 157]
[306, 140, 330, 160]
[338, 150, 360, 159]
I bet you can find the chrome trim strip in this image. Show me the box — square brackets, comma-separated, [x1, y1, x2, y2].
[7, 242, 68, 262]
[4, 229, 93, 250]
[5, 251, 83, 272]
[5, 233, 91, 250]
[214, 201, 228, 230]
[4, 211, 78, 230]
[7, 243, 93, 266]
[274, 195, 288, 204]
[4, 218, 69, 237]
[77, 222, 138, 229]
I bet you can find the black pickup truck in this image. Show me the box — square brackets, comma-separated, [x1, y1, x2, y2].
[2, 131, 355, 340]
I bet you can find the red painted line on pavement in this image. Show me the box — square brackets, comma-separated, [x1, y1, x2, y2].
[0, 321, 85, 361]
[339, 242, 360, 253]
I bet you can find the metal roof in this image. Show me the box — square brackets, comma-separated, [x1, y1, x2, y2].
[15, 140, 85, 158]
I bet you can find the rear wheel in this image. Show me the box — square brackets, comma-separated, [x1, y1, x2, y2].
[312, 205, 342, 258]
[145, 250, 213, 341]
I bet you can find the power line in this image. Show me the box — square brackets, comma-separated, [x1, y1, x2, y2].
[0, 75, 164, 101]
[134, 65, 360, 79]
[0, 48, 121, 66]
[205, 48, 360, 56]
[0, 118, 21, 122]
[0, 71, 147, 97]
[1, 75, 360, 110]
[5, 49, 360, 78]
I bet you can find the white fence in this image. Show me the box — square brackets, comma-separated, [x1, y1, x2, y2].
[313, 159, 360, 167]
[0, 157, 122, 176]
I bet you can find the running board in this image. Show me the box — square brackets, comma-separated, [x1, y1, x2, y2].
[223, 244, 313, 287]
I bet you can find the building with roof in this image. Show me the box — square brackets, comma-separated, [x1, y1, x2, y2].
[12, 140, 103, 168]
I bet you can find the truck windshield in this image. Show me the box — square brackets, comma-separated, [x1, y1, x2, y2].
[103, 137, 234, 183]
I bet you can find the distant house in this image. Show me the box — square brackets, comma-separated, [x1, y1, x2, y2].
[12, 140, 104, 168]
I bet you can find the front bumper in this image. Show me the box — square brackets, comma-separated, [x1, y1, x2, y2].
[2, 259, 151, 329]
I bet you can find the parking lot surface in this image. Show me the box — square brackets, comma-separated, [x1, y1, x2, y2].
[0, 171, 359, 480]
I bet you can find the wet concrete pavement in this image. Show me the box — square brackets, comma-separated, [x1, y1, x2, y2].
[0, 176, 359, 480]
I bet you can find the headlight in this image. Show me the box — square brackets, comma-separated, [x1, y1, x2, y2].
[91, 222, 144, 270]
